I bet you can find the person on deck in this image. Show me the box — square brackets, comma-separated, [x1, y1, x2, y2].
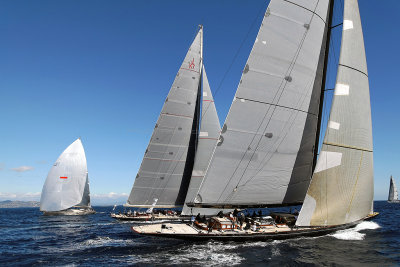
[195, 213, 201, 222]
[233, 208, 239, 218]
[217, 210, 224, 218]
[258, 210, 262, 217]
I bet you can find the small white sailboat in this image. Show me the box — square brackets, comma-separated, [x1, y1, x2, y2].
[388, 176, 400, 203]
[40, 138, 95, 215]
[132, 0, 378, 240]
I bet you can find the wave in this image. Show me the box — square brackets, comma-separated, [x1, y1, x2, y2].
[330, 221, 380, 241]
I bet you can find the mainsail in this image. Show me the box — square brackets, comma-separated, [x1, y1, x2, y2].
[388, 176, 399, 202]
[126, 27, 203, 208]
[193, 0, 331, 208]
[40, 138, 90, 212]
[182, 66, 224, 215]
[297, 0, 374, 226]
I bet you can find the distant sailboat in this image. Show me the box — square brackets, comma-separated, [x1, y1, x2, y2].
[40, 138, 95, 215]
[132, 0, 378, 240]
[388, 176, 400, 203]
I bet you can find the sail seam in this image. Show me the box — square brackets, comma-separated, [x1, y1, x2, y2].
[283, 0, 326, 24]
[180, 67, 201, 73]
[338, 64, 368, 77]
[236, 97, 318, 116]
[161, 112, 193, 119]
[323, 142, 372, 152]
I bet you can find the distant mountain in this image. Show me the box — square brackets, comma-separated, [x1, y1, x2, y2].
[0, 200, 40, 208]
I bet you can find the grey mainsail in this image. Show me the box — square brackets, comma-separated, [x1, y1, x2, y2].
[194, 0, 330, 208]
[40, 138, 90, 212]
[182, 66, 226, 215]
[126, 27, 203, 208]
[297, 0, 374, 226]
[388, 176, 399, 202]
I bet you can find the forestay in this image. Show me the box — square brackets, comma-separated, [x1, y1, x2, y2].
[194, 0, 330, 207]
[126, 27, 203, 208]
[40, 139, 89, 212]
[182, 66, 225, 215]
[297, 0, 374, 226]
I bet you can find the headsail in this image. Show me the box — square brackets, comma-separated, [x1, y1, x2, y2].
[194, 0, 331, 208]
[126, 26, 203, 208]
[182, 66, 225, 215]
[76, 173, 91, 207]
[388, 176, 399, 202]
[297, 0, 374, 226]
[40, 138, 89, 212]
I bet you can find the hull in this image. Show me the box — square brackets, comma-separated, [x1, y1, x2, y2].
[42, 207, 95, 216]
[388, 200, 400, 203]
[131, 213, 379, 241]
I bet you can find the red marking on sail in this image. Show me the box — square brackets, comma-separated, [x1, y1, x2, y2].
[189, 58, 195, 69]
[60, 176, 68, 179]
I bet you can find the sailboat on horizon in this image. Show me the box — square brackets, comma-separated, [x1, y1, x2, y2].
[132, 0, 378, 240]
[388, 176, 400, 203]
[40, 138, 95, 215]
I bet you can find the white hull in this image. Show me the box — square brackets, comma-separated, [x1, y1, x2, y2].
[42, 207, 95, 216]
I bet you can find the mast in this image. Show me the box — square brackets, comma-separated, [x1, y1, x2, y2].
[126, 26, 203, 208]
[313, 0, 335, 171]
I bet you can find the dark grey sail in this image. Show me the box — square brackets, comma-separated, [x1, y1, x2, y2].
[388, 176, 399, 202]
[126, 27, 203, 208]
[297, 0, 374, 226]
[193, 0, 331, 208]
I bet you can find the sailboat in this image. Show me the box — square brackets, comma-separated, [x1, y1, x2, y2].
[40, 138, 95, 215]
[113, 26, 226, 221]
[388, 176, 400, 203]
[131, 0, 378, 240]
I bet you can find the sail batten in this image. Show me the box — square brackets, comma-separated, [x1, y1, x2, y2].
[297, 0, 374, 226]
[126, 27, 203, 208]
[194, 0, 330, 207]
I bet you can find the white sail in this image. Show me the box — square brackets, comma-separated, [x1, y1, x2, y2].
[388, 176, 399, 201]
[297, 0, 373, 226]
[182, 66, 226, 215]
[194, 0, 331, 207]
[126, 27, 203, 208]
[40, 138, 90, 212]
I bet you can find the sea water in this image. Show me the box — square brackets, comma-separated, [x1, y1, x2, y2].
[0, 201, 399, 266]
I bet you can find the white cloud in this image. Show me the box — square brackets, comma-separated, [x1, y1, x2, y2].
[0, 192, 41, 201]
[11, 166, 34, 172]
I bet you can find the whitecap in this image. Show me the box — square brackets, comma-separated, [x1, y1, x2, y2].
[330, 221, 380, 241]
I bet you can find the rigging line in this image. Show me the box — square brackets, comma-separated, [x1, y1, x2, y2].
[200, 1, 267, 119]
[222, 2, 322, 203]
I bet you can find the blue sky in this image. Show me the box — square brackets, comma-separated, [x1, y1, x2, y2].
[0, 0, 398, 204]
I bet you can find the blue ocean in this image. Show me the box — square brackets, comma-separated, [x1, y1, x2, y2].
[0, 201, 398, 266]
